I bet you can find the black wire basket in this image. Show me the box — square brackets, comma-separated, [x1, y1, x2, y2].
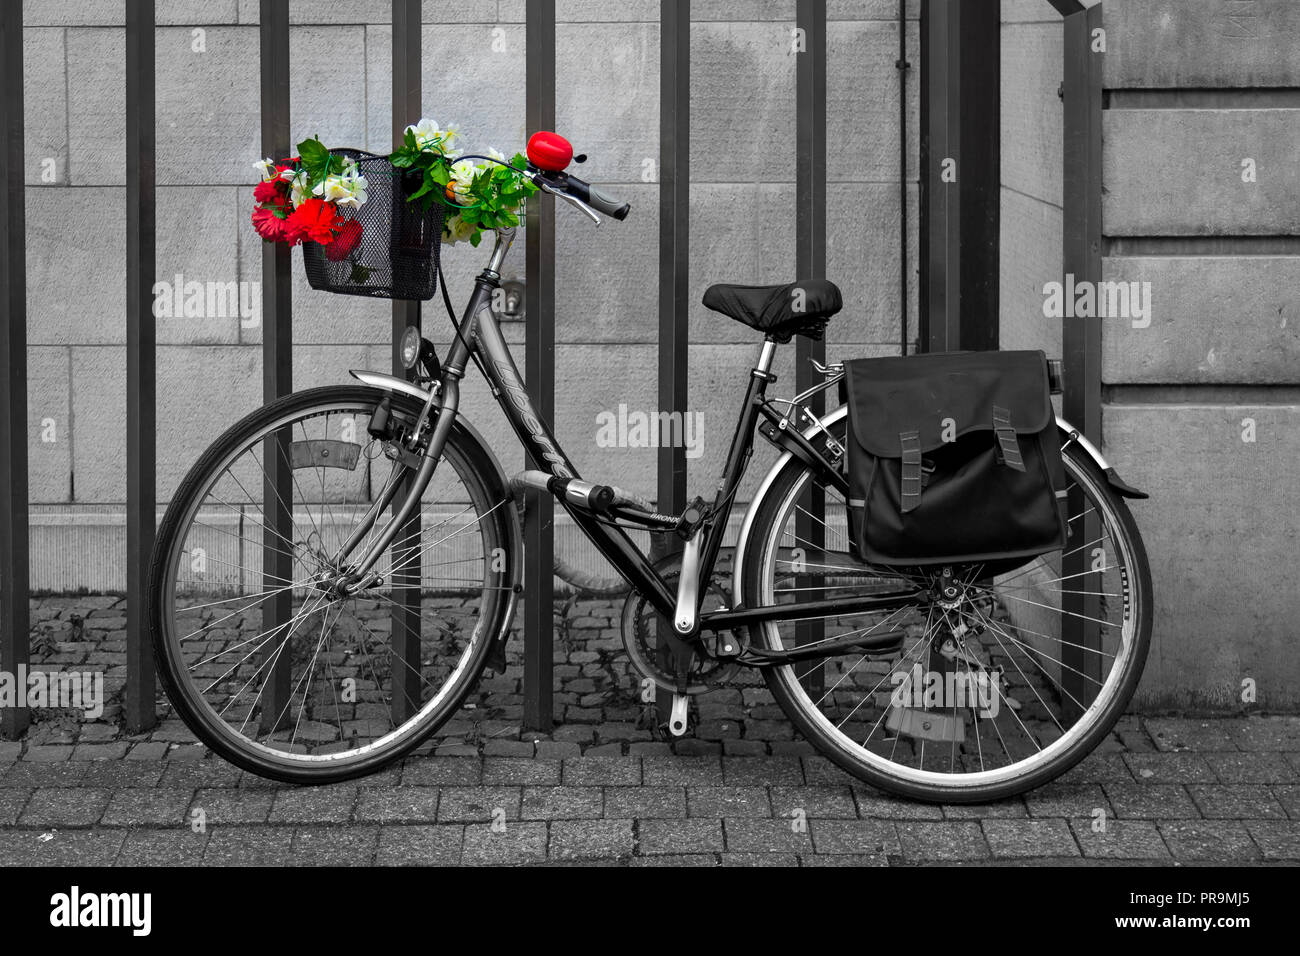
[301, 148, 445, 301]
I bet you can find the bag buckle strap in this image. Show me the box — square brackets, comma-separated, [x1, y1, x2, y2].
[992, 405, 1026, 472]
[900, 430, 923, 513]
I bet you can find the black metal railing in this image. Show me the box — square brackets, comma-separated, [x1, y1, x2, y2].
[0, 0, 1102, 738]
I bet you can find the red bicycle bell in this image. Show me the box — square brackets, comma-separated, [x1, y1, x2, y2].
[527, 131, 573, 172]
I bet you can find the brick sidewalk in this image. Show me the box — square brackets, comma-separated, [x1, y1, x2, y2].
[2, 596, 1299, 865]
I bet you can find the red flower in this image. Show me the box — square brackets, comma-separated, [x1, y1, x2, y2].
[288, 197, 343, 245]
[253, 178, 285, 203]
[251, 205, 299, 244]
[323, 219, 363, 261]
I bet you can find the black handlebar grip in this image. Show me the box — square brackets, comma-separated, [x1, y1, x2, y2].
[566, 176, 631, 221]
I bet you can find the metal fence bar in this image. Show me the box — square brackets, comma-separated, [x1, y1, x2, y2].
[653, 0, 690, 725]
[1060, 0, 1105, 718]
[258, 0, 293, 734]
[794, 0, 828, 694]
[917, 0, 961, 353]
[523, 0, 557, 732]
[125, 0, 158, 733]
[389, 0, 423, 724]
[0, 3, 29, 740]
[957, 0, 999, 351]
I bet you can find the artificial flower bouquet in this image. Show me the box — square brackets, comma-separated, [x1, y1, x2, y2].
[251, 119, 538, 265]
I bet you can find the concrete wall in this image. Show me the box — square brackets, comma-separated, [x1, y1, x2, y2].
[18, 0, 918, 589]
[1001, 0, 1300, 710]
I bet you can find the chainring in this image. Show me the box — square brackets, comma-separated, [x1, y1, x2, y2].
[619, 562, 742, 695]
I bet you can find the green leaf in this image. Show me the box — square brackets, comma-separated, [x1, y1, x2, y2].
[469, 230, 482, 248]
[349, 262, 371, 283]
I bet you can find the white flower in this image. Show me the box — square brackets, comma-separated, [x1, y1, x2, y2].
[254, 158, 276, 181]
[406, 117, 459, 153]
[442, 213, 478, 245]
[447, 157, 479, 204]
[313, 170, 368, 209]
[288, 170, 309, 208]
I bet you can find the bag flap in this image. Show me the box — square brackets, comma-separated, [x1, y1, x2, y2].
[844, 350, 1053, 457]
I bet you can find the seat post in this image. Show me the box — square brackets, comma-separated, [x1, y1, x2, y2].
[755, 338, 778, 378]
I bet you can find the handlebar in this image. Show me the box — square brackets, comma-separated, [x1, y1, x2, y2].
[453, 150, 631, 227]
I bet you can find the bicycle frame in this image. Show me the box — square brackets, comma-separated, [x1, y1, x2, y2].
[341, 226, 924, 642]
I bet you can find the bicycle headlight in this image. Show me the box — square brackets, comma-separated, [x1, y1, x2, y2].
[399, 325, 422, 370]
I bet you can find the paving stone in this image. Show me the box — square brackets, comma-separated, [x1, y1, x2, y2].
[101, 788, 193, 826]
[854, 791, 945, 820]
[687, 786, 772, 818]
[375, 825, 464, 866]
[982, 818, 1080, 858]
[203, 826, 295, 865]
[0, 742, 22, 763]
[801, 755, 862, 787]
[810, 819, 901, 856]
[630, 853, 720, 867]
[1158, 821, 1260, 861]
[191, 787, 275, 825]
[535, 741, 582, 759]
[637, 818, 724, 855]
[561, 757, 642, 786]
[799, 851, 891, 867]
[0, 789, 32, 825]
[602, 786, 686, 819]
[1188, 784, 1288, 820]
[1123, 753, 1217, 784]
[116, 829, 209, 866]
[723, 740, 768, 756]
[125, 742, 171, 761]
[720, 852, 800, 866]
[1069, 819, 1170, 860]
[897, 821, 991, 861]
[482, 739, 535, 758]
[721, 756, 804, 787]
[723, 818, 815, 854]
[80, 761, 165, 788]
[1245, 821, 1300, 860]
[481, 757, 562, 786]
[0, 828, 125, 866]
[585, 743, 625, 756]
[70, 742, 131, 761]
[641, 756, 722, 786]
[770, 785, 858, 819]
[1024, 783, 1112, 819]
[521, 786, 603, 820]
[461, 822, 548, 865]
[291, 826, 379, 865]
[0, 762, 87, 788]
[1103, 784, 1200, 819]
[354, 787, 440, 824]
[400, 757, 482, 786]
[23, 745, 74, 763]
[1144, 717, 1239, 753]
[940, 800, 1028, 819]
[158, 761, 242, 789]
[18, 787, 110, 827]
[1271, 785, 1300, 820]
[670, 739, 723, 756]
[1058, 753, 1136, 786]
[1203, 752, 1295, 785]
[549, 819, 634, 861]
[1231, 716, 1300, 752]
[436, 786, 522, 823]
[268, 786, 358, 824]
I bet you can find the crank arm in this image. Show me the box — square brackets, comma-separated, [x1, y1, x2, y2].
[734, 629, 906, 668]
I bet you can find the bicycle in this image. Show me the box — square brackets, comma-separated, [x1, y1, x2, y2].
[147, 135, 1152, 802]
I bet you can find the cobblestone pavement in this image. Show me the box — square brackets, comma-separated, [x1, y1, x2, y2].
[2, 596, 1298, 866]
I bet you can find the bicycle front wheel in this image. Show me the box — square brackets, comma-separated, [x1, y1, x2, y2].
[147, 385, 517, 784]
[742, 421, 1152, 803]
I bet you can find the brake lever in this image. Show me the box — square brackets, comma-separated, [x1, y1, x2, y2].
[531, 172, 602, 226]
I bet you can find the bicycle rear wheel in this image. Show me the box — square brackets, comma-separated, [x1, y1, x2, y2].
[147, 385, 516, 784]
[742, 420, 1152, 803]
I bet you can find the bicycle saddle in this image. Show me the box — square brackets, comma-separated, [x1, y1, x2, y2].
[702, 279, 843, 343]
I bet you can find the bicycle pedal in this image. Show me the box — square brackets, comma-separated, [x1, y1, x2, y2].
[667, 694, 690, 737]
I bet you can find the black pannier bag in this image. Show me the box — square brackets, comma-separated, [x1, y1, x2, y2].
[842, 350, 1067, 570]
